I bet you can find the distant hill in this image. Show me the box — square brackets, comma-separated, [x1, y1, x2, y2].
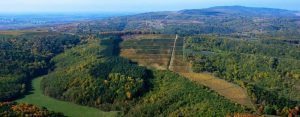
[127, 6, 299, 20]
[2, 6, 300, 31]
[179, 6, 298, 17]
[68, 6, 300, 36]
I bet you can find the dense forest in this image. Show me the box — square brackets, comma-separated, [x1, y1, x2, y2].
[0, 33, 80, 101]
[0, 102, 64, 116]
[185, 35, 300, 116]
[41, 37, 150, 111]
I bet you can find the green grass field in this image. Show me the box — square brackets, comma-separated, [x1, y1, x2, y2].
[17, 77, 118, 117]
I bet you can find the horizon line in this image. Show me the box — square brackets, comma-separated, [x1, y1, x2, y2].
[0, 5, 299, 14]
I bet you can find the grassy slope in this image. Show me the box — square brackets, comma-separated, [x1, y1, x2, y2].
[180, 73, 254, 108]
[17, 77, 118, 117]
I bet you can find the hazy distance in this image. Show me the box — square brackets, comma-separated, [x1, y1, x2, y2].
[1, 0, 300, 13]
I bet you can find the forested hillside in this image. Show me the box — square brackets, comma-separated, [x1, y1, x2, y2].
[185, 35, 300, 115]
[124, 70, 250, 116]
[38, 35, 251, 116]
[41, 37, 150, 111]
[0, 32, 80, 101]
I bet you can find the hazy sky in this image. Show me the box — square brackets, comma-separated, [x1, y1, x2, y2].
[1, 0, 300, 13]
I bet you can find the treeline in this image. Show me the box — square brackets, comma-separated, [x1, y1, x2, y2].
[99, 31, 159, 36]
[0, 33, 80, 101]
[185, 35, 300, 116]
[0, 102, 64, 117]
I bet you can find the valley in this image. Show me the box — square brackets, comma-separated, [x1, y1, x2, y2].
[1, 5, 300, 117]
[17, 77, 118, 117]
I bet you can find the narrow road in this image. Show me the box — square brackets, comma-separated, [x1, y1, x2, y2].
[168, 34, 178, 70]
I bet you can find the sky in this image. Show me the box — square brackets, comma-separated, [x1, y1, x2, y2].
[1, 0, 300, 13]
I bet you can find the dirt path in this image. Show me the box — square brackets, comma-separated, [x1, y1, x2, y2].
[168, 34, 178, 70]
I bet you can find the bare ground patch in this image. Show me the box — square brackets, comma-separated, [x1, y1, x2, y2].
[180, 72, 254, 108]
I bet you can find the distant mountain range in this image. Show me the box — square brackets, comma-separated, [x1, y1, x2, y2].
[64, 6, 300, 36]
[131, 6, 299, 20]
[1, 6, 300, 32]
[179, 6, 298, 17]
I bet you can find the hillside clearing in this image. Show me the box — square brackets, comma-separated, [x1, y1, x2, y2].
[120, 34, 255, 109]
[180, 72, 255, 108]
